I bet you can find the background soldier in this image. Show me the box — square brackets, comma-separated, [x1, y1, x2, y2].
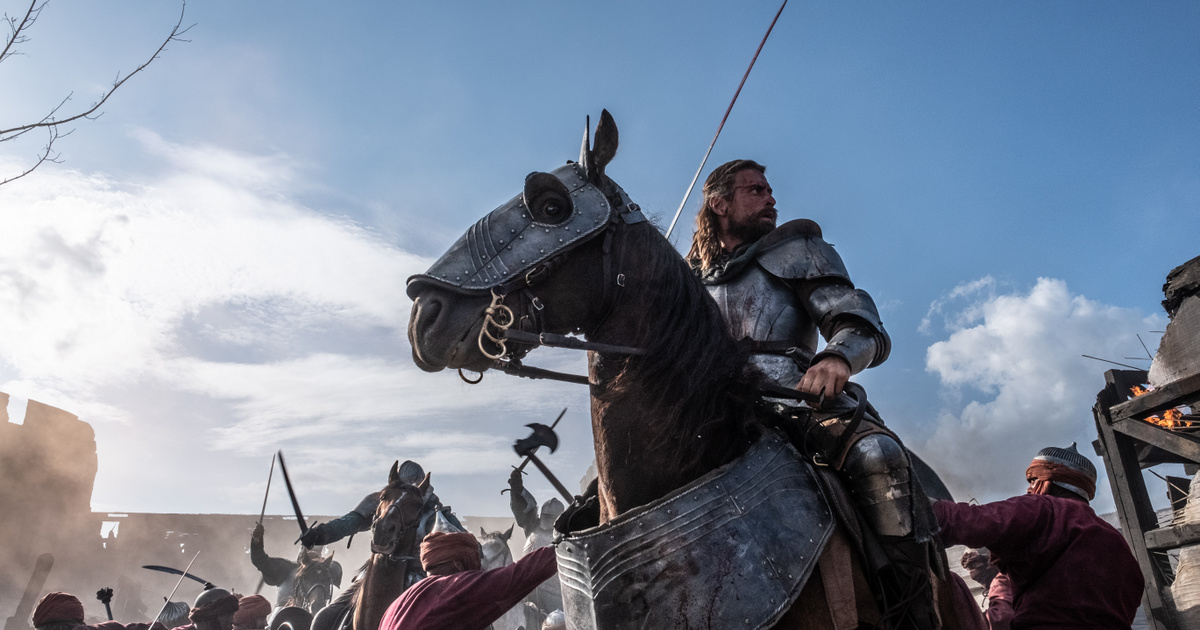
[507, 469, 564, 624]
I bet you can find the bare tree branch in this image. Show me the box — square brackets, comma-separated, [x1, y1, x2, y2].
[0, 1, 44, 65]
[0, 0, 192, 185]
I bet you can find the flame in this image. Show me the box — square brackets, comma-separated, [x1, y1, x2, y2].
[1131, 386, 1195, 428]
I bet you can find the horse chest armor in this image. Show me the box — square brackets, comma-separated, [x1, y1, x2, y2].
[555, 433, 835, 630]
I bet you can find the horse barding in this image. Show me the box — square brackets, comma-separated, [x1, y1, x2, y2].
[406, 110, 983, 630]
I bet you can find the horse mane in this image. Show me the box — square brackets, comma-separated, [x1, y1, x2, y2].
[595, 219, 763, 479]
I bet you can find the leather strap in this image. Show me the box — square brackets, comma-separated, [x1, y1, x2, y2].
[819, 528, 859, 630]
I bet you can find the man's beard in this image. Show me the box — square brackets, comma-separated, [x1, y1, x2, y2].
[726, 213, 776, 245]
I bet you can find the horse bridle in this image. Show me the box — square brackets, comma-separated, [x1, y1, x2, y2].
[370, 491, 422, 563]
[461, 217, 648, 387]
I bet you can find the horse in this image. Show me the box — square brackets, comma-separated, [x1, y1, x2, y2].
[406, 110, 985, 629]
[478, 525, 527, 630]
[352, 464, 431, 630]
[312, 463, 431, 630]
[288, 550, 341, 614]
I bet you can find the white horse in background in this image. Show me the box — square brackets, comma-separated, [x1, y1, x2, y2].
[479, 525, 526, 630]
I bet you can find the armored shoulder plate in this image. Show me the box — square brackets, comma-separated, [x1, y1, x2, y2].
[755, 219, 851, 283]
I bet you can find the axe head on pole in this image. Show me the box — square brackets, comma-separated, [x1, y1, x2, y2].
[514, 423, 558, 457]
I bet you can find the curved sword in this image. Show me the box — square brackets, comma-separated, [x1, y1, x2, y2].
[141, 564, 214, 590]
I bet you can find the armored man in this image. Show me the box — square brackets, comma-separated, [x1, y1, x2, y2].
[688, 159, 936, 629]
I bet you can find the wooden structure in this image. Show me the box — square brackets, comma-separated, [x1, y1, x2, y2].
[1093, 256, 1200, 629]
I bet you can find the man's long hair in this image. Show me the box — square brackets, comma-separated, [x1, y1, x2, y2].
[686, 159, 766, 270]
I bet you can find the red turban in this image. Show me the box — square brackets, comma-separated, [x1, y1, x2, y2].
[1026, 460, 1096, 501]
[188, 594, 240, 622]
[32, 593, 85, 627]
[420, 532, 481, 572]
[231, 595, 271, 629]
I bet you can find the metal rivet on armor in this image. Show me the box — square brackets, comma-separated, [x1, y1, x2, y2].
[518, 235, 523, 239]
[584, 543, 589, 549]
[539, 249, 544, 253]
[506, 246, 512, 250]
[558, 239, 563, 243]
[510, 229, 515, 233]
[544, 228, 550, 233]
[609, 535, 615, 541]
[455, 277, 460, 281]
[521, 259, 526, 263]
[499, 240, 504, 244]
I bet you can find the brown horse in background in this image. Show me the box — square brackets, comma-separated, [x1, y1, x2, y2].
[350, 465, 429, 630]
[407, 111, 984, 629]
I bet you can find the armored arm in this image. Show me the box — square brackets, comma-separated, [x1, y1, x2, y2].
[250, 526, 298, 586]
[299, 492, 378, 548]
[752, 220, 890, 375]
[802, 280, 891, 375]
[508, 470, 540, 536]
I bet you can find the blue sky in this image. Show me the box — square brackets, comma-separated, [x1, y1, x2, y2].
[0, 0, 1196, 517]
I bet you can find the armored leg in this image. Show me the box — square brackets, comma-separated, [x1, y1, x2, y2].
[842, 434, 938, 630]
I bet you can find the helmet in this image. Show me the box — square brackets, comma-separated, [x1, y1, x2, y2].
[397, 460, 425, 485]
[541, 498, 566, 519]
[194, 588, 232, 609]
[1032, 443, 1097, 501]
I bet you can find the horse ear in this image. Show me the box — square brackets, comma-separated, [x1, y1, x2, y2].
[590, 109, 618, 181]
[388, 460, 400, 484]
[578, 114, 592, 176]
[417, 472, 431, 493]
[503, 524, 514, 541]
[479, 526, 486, 536]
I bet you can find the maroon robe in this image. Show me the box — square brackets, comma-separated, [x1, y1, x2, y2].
[935, 494, 1144, 629]
[380, 546, 557, 630]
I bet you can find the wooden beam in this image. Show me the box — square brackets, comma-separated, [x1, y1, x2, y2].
[1112, 418, 1200, 464]
[1146, 523, 1200, 551]
[1095, 371, 1176, 629]
[1111, 371, 1200, 420]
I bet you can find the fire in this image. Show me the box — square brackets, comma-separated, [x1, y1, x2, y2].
[1130, 386, 1196, 428]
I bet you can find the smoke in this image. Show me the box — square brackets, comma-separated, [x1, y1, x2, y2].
[915, 277, 1164, 508]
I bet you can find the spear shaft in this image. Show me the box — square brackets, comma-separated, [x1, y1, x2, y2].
[149, 550, 201, 624]
[664, 0, 789, 241]
[258, 453, 276, 525]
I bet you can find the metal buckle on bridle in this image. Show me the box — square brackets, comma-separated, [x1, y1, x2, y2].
[478, 289, 515, 361]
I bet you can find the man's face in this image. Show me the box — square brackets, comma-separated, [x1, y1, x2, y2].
[714, 169, 777, 250]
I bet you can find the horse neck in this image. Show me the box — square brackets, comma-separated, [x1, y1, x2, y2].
[353, 554, 415, 630]
[586, 224, 754, 521]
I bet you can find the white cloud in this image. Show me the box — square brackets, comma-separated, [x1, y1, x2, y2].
[0, 144, 595, 516]
[916, 277, 1164, 507]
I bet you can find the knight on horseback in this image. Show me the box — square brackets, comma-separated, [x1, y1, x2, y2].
[687, 159, 939, 629]
[298, 460, 463, 549]
[250, 523, 343, 613]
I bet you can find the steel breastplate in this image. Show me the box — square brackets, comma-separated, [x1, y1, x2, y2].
[706, 262, 817, 387]
[554, 432, 835, 630]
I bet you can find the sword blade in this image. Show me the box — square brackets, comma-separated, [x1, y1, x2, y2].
[277, 450, 309, 536]
[514, 408, 568, 473]
[258, 453, 276, 525]
[149, 550, 201, 624]
[141, 565, 213, 587]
